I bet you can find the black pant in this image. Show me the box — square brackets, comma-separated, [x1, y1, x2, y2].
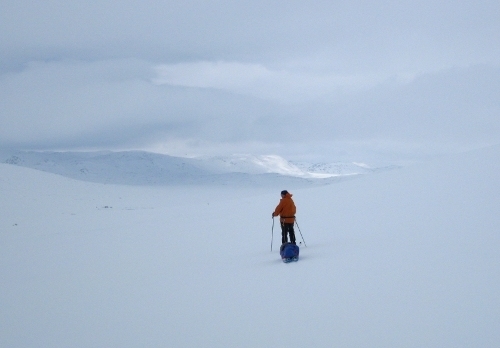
[281, 222, 296, 244]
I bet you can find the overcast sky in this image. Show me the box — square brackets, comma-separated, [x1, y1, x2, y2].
[1, 1, 499, 161]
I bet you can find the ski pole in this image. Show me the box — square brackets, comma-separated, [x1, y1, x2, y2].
[295, 219, 307, 247]
[271, 217, 275, 251]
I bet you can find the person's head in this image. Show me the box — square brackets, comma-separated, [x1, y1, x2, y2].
[281, 190, 288, 197]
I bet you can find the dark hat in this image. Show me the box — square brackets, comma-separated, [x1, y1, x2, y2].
[281, 190, 288, 196]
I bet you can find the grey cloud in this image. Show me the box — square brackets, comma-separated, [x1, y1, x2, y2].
[0, 58, 279, 149]
[1, 59, 499, 157]
[286, 65, 500, 143]
[2, 1, 498, 69]
[1, 1, 499, 159]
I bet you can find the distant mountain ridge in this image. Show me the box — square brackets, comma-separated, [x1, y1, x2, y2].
[2, 150, 397, 186]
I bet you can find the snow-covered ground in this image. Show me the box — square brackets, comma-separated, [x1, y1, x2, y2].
[1, 150, 394, 186]
[1, 145, 499, 347]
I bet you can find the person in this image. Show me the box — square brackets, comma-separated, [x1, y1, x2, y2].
[272, 190, 297, 245]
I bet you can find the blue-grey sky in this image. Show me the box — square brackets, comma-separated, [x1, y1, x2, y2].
[1, 0, 499, 161]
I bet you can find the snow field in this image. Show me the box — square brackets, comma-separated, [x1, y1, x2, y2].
[1, 145, 499, 347]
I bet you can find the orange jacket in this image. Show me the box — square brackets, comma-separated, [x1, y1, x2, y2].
[273, 193, 296, 223]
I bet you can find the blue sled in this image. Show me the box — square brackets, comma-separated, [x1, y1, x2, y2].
[280, 242, 299, 263]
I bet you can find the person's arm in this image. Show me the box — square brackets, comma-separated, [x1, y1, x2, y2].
[272, 201, 283, 217]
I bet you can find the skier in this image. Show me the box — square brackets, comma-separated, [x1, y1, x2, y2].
[272, 190, 297, 245]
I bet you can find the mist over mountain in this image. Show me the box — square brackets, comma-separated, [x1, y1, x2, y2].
[2, 150, 396, 186]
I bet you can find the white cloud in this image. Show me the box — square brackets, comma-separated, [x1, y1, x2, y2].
[153, 60, 397, 102]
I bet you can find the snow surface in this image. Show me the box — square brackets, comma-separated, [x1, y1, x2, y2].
[1, 145, 500, 347]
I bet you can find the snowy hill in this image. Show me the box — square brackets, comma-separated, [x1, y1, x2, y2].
[1, 150, 392, 186]
[291, 160, 397, 176]
[1, 145, 499, 347]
